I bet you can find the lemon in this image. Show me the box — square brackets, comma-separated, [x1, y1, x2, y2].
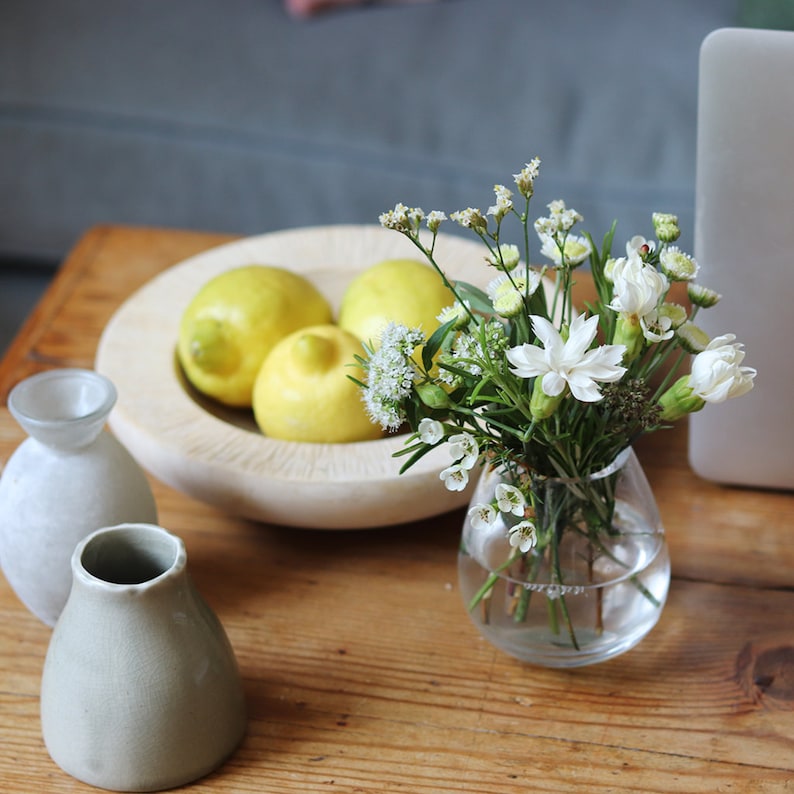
[338, 258, 452, 346]
[178, 265, 332, 407]
[252, 324, 384, 443]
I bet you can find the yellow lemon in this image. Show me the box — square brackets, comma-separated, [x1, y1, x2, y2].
[252, 324, 384, 443]
[337, 258, 452, 346]
[178, 265, 332, 407]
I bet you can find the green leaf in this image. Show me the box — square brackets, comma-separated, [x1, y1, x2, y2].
[397, 442, 439, 473]
[453, 281, 493, 313]
[422, 318, 456, 371]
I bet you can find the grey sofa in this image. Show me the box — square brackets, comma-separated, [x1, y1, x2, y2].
[0, 0, 743, 353]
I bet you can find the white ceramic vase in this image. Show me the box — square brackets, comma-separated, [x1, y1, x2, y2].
[0, 368, 158, 626]
[40, 522, 247, 792]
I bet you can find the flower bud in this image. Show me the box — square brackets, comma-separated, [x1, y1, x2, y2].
[658, 375, 706, 421]
[416, 381, 451, 409]
[612, 314, 645, 362]
[659, 302, 688, 329]
[603, 257, 620, 282]
[485, 243, 521, 272]
[687, 282, 722, 308]
[492, 289, 524, 318]
[652, 212, 680, 242]
[676, 321, 710, 354]
[529, 376, 565, 420]
[655, 223, 680, 243]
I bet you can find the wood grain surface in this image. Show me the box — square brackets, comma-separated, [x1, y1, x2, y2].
[1, 225, 793, 793]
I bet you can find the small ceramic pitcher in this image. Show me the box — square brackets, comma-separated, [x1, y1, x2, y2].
[40, 522, 247, 791]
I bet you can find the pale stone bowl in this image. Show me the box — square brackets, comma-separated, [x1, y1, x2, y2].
[95, 224, 498, 529]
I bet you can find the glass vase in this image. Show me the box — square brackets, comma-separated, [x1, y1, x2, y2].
[457, 448, 670, 668]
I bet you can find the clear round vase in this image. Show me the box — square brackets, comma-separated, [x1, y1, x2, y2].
[457, 448, 670, 668]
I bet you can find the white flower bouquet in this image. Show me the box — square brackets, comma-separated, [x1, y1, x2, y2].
[355, 158, 755, 652]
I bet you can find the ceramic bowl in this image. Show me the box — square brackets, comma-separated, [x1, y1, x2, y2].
[95, 224, 501, 529]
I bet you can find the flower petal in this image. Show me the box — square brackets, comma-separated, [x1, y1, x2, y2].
[577, 344, 627, 381]
[529, 315, 564, 357]
[541, 370, 567, 397]
[506, 344, 548, 378]
[566, 374, 607, 402]
[468, 503, 497, 530]
[562, 314, 600, 360]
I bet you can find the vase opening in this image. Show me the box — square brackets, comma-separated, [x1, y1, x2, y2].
[79, 524, 182, 586]
[8, 368, 117, 448]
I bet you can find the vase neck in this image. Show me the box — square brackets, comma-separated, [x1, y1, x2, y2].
[530, 446, 633, 485]
[72, 524, 186, 597]
[8, 368, 116, 449]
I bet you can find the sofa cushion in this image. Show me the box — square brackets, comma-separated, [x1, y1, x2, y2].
[0, 0, 737, 265]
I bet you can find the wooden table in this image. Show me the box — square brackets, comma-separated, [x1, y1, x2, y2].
[1, 225, 793, 793]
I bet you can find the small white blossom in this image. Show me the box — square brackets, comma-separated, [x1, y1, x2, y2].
[487, 266, 542, 318]
[608, 252, 670, 340]
[426, 210, 446, 232]
[560, 209, 581, 231]
[626, 235, 656, 257]
[539, 234, 592, 267]
[361, 322, 424, 430]
[448, 432, 479, 469]
[378, 202, 425, 233]
[689, 334, 756, 403]
[547, 199, 566, 216]
[513, 157, 541, 197]
[534, 201, 583, 255]
[418, 417, 444, 445]
[533, 216, 557, 237]
[485, 243, 521, 271]
[468, 503, 497, 530]
[506, 314, 627, 403]
[487, 280, 523, 318]
[440, 464, 469, 492]
[548, 200, 582, 232]
[660, 246, 699, 281]
[495, 483, 525, 516]
[487, 184, 513, 219]
[508, 520, 538, 553]
[660, 332, 756, 421]
[450, 207, 488, 232]
[640, 309, 674, 344]
[379, 203, 410, 232]
[436, 301, 470, 330]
